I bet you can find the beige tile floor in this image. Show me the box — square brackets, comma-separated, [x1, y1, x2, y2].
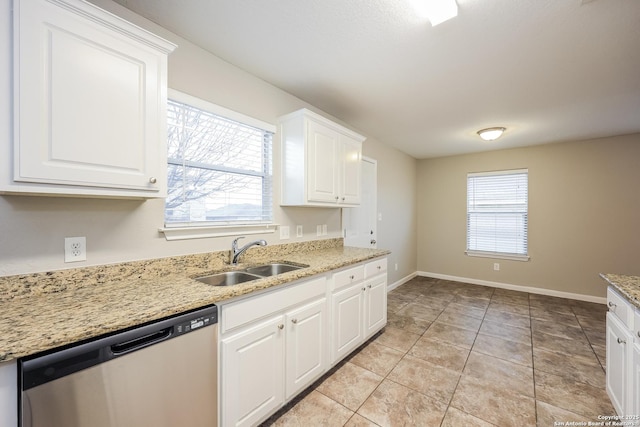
[263, 276, 615, 426]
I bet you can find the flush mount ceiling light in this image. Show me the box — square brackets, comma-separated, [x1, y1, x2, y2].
[410, 0, 458, 26]
[477, 127, 506, 141]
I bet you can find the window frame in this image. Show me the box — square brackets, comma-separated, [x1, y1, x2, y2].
[465, 168, 530, 262]
[159, 89, 277, 241]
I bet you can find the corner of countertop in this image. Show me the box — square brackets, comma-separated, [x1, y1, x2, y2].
[600, 272, 640, 309]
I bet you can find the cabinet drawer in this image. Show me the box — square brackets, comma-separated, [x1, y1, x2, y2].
[333, 265, 365, 291]
[608, 286, 634, 330]
[222, 276, 327, 333]
[365, 258, 387, 278]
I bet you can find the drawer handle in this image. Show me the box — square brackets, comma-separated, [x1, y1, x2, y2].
[149, 177, 157, 184]
[377, 265, 381, 270]
[617, 337, 626, 345]
[350, 275, 355, 280]
[291, 319, 298, 324]
[278, 324, 284, 330]
[608, 301, 617, 308]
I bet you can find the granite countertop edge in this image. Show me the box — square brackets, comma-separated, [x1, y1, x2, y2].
[600, 273, 640, 309]
[0, 241, 390, 363]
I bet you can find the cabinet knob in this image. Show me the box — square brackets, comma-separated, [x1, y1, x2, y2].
[349, 275, 355, 280]
[335, 196, 339, 201]
[278, 324, 284, 330]
[638, 331, 640, 338]
[342, 197, 346, 201]
[368, 284, 372, 289]
[149, 177, 157, 184]
[617, 337, 626, 345]
[291, 319, 298, 324]
[377, 265, 381, 270]
[371, 239, 377, 245]
[608, 301, 616, 308]
[362, 287, 366, 291]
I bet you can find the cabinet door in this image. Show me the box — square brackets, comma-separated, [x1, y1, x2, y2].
[13, 0, 173, 196]
[285, 298, 327, 399]
[364, 275, 387, 338]
[306, 119, 339, 203]
[340, 135, 362, 205]
[634, 343, 640, 418]
[607, 312, 631, 416]
[221, 315, 285, 427]
[0, 361, 17, 427]
[331, 283, 365, 364]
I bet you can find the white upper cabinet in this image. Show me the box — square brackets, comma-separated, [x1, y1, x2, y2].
[279, 108, 365, 207]
[4, 0, 176, 198]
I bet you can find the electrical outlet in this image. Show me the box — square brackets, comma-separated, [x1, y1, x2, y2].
[280, 226, 290, 240]
[322, 224, 327, 236]
[65, 237, 86, 263]
[493, 263, 500, 271]
[296, 225, 303, 238]
[316, 225, 322, 236]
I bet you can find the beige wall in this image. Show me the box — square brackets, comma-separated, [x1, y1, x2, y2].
[0, 0, 417, 284]
[417, 133, 640, 299]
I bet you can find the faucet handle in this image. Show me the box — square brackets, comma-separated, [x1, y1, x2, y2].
[232, 236, 245, 250]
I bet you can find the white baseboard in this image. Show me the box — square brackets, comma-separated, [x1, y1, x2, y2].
[415, 271, 606, 305]
[387, 272, 417, 292]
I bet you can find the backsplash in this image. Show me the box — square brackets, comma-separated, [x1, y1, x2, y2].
[0, 238, 343, 301]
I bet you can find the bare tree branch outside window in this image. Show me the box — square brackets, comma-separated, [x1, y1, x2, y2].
[165, 99, 273, 225]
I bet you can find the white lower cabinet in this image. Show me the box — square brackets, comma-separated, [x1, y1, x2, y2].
[634, 343, 640, 417]
[220, 276, 328, 427]
[285, 298, 327, 399]
[364, 274, 387, 338]
[221, 314, 286, 427]
[331, 257, 387, 365]
[634, 309, 640, 417]
[332, 283, 366, 362]
[219, 256, 388, 426]
[0, 361, 17, 427]
[606, 311, 633, 415]
[606, 286, 639, 421]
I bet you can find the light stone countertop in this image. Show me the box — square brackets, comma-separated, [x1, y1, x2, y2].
[0, 239, 389, 362]
[600, 273, 640, 309]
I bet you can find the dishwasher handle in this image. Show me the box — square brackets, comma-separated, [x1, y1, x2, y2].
[110, 327, 172, 355]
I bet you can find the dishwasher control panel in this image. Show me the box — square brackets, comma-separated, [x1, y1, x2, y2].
[176, 309, 218, 336]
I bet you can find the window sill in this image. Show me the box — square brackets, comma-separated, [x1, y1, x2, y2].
[465, 251, 530, 262]
[159, 223, 278, 241]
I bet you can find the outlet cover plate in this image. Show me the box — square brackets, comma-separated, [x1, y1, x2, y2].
[65, 237, 86, 263]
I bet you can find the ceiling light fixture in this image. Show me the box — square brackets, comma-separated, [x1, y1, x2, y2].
[410, 0, 458, 26]
[477, 127, 506, 141]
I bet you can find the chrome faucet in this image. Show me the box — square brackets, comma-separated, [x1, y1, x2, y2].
[231, 236, 267, 265]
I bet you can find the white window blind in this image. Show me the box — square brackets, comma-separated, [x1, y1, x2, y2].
[467, 169, 529, 260]
[165, 94, 274, 227]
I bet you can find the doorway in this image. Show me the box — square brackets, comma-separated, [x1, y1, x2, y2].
[342, 157, 377, 248]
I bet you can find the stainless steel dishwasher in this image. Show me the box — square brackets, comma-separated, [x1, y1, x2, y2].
[20, 305, 218, 427]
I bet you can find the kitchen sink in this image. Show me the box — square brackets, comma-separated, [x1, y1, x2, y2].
[195, 271, 262, 286]
[195, 262, 309, 286]
[245, 263, 308, 277]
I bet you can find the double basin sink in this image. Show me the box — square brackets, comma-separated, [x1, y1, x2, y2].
[195, 263, 308, 286]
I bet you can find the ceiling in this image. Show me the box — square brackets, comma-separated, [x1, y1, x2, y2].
[113, 0, 640, 159]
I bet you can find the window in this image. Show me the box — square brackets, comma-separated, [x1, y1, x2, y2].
[466, 169, 529, 260]
[165, 91, 275, 229]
